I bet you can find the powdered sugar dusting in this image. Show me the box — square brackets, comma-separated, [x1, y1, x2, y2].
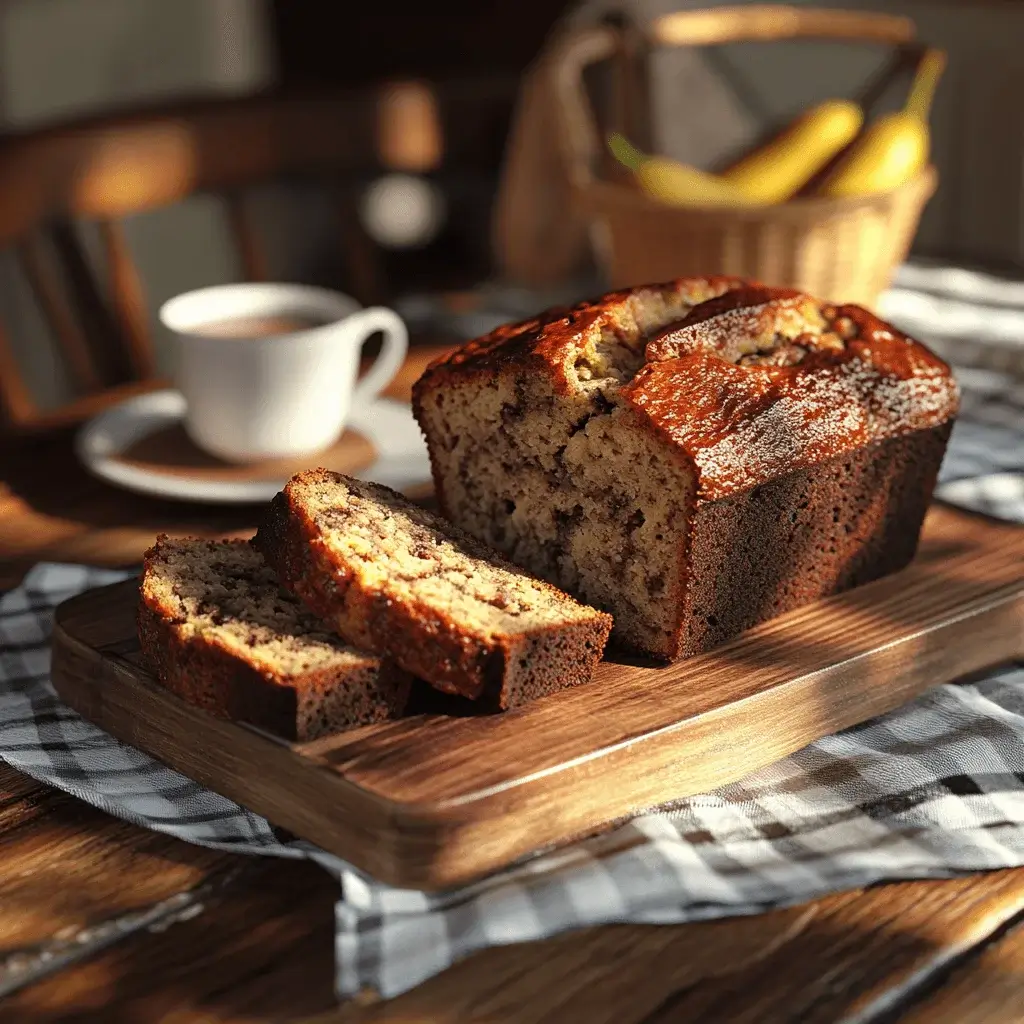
[646, 291, 831, 365]
[625, 353, 960, 500]
[420, 277, 960, 502]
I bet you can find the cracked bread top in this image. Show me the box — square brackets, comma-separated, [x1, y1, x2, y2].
[413, 278, 960, 501]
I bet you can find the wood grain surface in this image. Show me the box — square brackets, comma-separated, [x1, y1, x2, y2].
[0, 765, 338, 1022]
[6, 341, 1024, 1020]
[324, 873, 1024, 1024]
[48, 504, 1024, 890]
[897, 907, 1024, 1024]
[7, 755, 1024, 1023]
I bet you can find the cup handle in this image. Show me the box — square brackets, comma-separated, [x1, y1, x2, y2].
[348, 307, 409, 409]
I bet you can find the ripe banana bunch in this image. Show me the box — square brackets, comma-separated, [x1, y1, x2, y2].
[819, 49, 945, 198]
[610, 49, 945, 208]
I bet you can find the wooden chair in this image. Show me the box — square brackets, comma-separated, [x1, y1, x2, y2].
[0, 89, 446, 433]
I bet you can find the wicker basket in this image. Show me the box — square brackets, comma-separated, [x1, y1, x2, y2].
[550, 6, 939, 308]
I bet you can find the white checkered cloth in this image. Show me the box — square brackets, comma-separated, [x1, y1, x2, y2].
[2, 263, 1024, 1000]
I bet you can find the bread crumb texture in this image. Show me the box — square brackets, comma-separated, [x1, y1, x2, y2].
[142, 537, 371, 674]
[140, 536, 409, 739]
[414, 279, 958, 659]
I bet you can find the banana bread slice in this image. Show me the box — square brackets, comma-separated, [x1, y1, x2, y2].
[253, 470, 613, 708]
[138, 536, 412, 740]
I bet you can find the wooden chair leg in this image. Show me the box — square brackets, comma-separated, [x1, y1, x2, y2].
[225, 191, 271, 282]
[0, 321, 37, 426]
[18, 234, 103, 393]
[97, 220, 155, 380]
[49, 223, 133, 385]
[336, 185, 385, 306]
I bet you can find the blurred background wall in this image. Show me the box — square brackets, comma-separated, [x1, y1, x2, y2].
[0, 0, 274, 128]
[0, 0, 1022, 409]
[0, 0, 277, 404]
[2, 0, 1022, 270]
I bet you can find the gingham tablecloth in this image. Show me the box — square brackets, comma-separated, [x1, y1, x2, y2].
[2, 264, 1024, 1000]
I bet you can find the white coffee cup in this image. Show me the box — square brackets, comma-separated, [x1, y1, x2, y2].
[159, 283, 408, 463]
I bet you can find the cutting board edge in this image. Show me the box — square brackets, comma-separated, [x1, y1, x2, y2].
[45, 506, 1024, 890]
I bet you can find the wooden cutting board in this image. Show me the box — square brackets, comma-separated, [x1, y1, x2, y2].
[50, 503, 1024, 891]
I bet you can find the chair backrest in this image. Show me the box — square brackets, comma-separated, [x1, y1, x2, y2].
[0, 90, 432, 431]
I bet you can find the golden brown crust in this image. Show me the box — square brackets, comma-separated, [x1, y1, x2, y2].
[413, 278, 960, 502]
[137, 538, 412, 741]
[254, 472, 613, 708]
[669, 421, 953, 660]
[137, 598, 298, 734]
[411, 278, 959, 663]
[412, 275, 746, 400]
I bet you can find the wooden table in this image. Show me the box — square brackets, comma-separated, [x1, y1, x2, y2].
[2, 347, 1024, 1023]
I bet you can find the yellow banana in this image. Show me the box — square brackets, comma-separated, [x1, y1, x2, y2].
[607, 133, 751, 207]
[719, 100, 864, 203]
[608, 100, 862, 208]
[819, 50, 946, 198]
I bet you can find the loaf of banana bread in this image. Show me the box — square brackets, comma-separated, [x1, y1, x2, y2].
[253, 470, 613, 707]
[138, 536, 412, 740]
[412, 278, 959, 661]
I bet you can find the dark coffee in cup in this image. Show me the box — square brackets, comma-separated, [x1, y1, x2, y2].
[193, 314, 327, 339]
[159, 282, 408, 463]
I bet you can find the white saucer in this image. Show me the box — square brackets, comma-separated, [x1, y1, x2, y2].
[76, 389, 432, 504]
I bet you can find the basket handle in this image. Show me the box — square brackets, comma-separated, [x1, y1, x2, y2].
[652, 6, 916, 47]
[549, 26, 620, 190]
[550, 7, 919, 190]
